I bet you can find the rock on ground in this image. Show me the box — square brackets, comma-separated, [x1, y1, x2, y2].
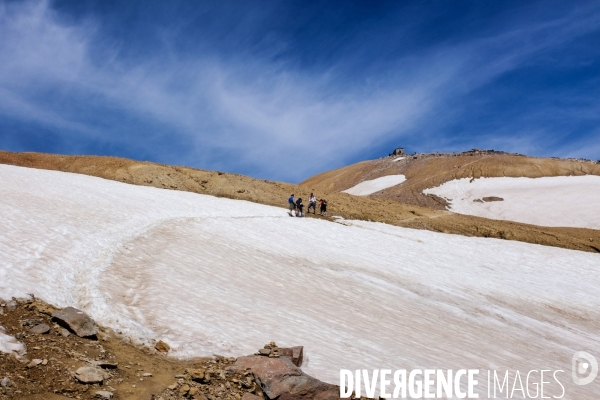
[90, 360, 118, 369]
[75, 366, 105, 384]
[29, 323, 50, 334]
[155, 340, 170, 353]
[52, 306, 98, 337]
[229, 355, 341, 400]
[0, 377, 12, 388]
[94, 390, 114, 399]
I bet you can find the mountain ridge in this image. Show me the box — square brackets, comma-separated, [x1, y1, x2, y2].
[1, 150, 598, 253]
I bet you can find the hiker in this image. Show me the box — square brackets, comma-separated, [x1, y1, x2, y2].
[319, 199, 327, 216]
[307, 193, 317, 214]
[288, 194, 295, 216]
[295, 197, 304, 217]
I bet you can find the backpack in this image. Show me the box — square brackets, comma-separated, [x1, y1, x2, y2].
[322, 200, 327, 206]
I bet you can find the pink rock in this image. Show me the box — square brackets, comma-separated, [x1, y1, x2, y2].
[229, 355, 341, 400]
[278, 346, 303, 367]
[241, 394, 262, 400]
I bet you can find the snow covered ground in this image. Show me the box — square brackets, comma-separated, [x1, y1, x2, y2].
[342, 174, 406, 195]
[424, 176, 600, 229]
[0, 326, 26, 357]
[1, 164, 600, 397]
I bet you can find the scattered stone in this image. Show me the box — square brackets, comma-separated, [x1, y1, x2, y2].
[257, 344, 303, 367]
[155, 340, 170, 353]
[27, 359, 43, 368]
[52, 307, 98, 337]
[229, 355, 339, 400]
[15, 333, 24, 340]
[22, 318, 42, 327]
[6, 301, 17, 311]
[74, 366, 105, 384]
[42, 359, 48, 365]
[94, 391, 114, 399]
[0, 377, 11, 388]
[187, 368, 206, 382]
[31, 301, 56, 316]
[60, 328, 71, 337]
[142, 372, 152, 377]
[189, 386, 199, 396]
[179, 384, 190, 396]
[90, 360, 118, 369]
[482, 196, 504, 202]
[29, 323, 51, 334]
[278, 346, 304, 367]
[167, 383, 178, 390]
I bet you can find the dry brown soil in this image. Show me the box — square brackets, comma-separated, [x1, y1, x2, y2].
[1, 150, 599, 253]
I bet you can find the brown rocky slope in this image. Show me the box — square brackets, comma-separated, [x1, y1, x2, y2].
[1, 150, 598, 253]
[301, 150, 600, 210]
[0, 298, 344, 400]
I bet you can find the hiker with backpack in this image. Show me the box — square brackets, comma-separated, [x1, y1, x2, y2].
[307, 193, 317, 214]
[295, 197, 304, 217]
[288, 194, 296, 216]
[319, 199, 328, 216]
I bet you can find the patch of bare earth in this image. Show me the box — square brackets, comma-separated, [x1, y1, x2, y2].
[1, 150, 598, 253]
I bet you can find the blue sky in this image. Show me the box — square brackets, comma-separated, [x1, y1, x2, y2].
[1, 0, 599, 182]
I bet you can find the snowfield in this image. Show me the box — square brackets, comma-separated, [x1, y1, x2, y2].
[423, 175, 600, 230]
[342, 174, 406, 196]
[1, 164, 600, 397]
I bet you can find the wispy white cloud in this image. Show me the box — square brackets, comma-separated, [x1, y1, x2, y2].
[0, 0, 599, 181]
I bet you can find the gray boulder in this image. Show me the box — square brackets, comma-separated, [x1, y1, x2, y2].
[52, 307, 98, 337]
[75, 366, 105, 384]
[29, 324, 51, 334]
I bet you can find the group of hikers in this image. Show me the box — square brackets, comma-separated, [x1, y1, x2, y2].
[287, 193, 327, 217]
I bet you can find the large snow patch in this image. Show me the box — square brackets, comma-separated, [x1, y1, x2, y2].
[423, 175, 600, 229]
[342, 174, 406, 196]
[1, 164, 599, 397]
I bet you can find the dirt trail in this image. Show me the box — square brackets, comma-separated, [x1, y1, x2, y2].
[1, 150, 598, 253]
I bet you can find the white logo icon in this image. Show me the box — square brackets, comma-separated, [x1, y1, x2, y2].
[572, 351, 598, 385]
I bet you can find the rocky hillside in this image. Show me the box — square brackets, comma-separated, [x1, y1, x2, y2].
[301, 150, 600, 210]
[0, 298, 343, 400]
